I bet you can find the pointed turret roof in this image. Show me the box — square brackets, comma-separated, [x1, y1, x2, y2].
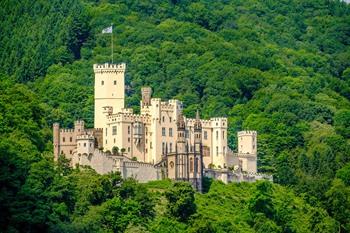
[194, 109, 202, 130]
[177, 112, 186, 130]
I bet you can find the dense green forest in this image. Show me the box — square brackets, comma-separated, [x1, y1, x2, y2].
[1, 0, 350, 232]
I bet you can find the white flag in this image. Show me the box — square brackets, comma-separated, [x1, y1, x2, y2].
[102, 26, 112, 34]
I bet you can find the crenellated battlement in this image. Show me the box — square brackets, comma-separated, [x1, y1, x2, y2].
[237, 130, 257, 136]
[185, 117, 212, 127]
[60, 129, 74, 133]
[107, 113, 151, 124]
[76, 134, 94, 140]
[211, 117, 228, 122]
[151, 98, 161, 101]
[93, 63, 126, 74]
[124, 161, 156, 168]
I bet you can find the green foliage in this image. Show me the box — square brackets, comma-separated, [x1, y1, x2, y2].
[165, 182, 196, 222]
[1, 0, 350, 232]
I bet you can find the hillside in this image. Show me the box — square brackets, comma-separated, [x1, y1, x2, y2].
[0, 0, 350, 232]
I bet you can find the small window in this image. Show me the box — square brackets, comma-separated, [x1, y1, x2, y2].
[62, 137, 65, 142]
[190, 158, 194, 172]
[114, 80, 117, 85]
[105, 128, 108, 136]
[114, 138, 116, 143]
[112, 126, 117, 135]
[216, 146, 219, 156]
[128, 137, 130, 142]
[169, 117, 172, 122]
[101, 80, 104, 85]
[128, 126, 130, 134]
[84, 143, 86, 147]
[162, 127, 166, 136]
[170, 143, 172, 152]
[222, 131, 224, 139]
[162, 116, 165, 122]
[169, 128, 173, 137]
[204, 131, 208, 140]
[216, 131, 218, 140]
[70, 137, 72, 142]
[128, 147, 130, 152]
[105, 140, 107, 144]
[70, 150, 72, 154]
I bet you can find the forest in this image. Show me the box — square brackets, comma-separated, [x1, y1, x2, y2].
[0, 0, 350, 232]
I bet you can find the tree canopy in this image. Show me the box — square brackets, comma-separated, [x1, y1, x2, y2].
[0, 0, 350, 232]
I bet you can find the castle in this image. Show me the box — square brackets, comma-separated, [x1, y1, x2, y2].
[53, 63, 271, 190]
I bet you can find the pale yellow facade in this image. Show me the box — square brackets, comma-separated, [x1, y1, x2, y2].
[94, 63, 126, 129]
[53, 63, 258, 173]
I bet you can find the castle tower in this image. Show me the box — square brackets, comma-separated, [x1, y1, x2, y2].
[211, 118, 228, 168]
[53, 123, 60, 160]
[237, 131, 257, 173]
[74, 120, 85, 134]
[175, 113, 189, 181]
[75, 134, 95, 167]
[194, 110, 202, 146]
[141, 87, 152, 107]
[237, 131, 257, 155]
[176, 113, 186, 153]
[193, 110, 203, 192]
[94, 63, 126, 129]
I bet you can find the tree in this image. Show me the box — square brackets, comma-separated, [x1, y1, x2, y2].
[165, 182, 196, 222]
[57, 154, 72, 176]
[325, 179, 350, 232]
[121, 148, 126, 156]
[112, 146, 119, 156]
[249, 181, 274, 219]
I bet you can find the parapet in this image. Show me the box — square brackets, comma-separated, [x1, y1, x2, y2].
[210, 117, 228, 128]
[93, 63, 126, 74]
[237, 131, 257, 136]
[76, 135, 95, 141]
[60, 128, 74, 133]
[185, 118, 212, 127]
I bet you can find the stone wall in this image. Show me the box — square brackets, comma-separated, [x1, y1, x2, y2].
[122, 161, 161, 183]
[204, 169, 272, 184]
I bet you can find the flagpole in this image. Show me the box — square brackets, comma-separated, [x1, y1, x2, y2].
[111, 24, 113, 64]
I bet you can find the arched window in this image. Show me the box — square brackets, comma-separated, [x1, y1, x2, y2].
[190, 158, 194, 173]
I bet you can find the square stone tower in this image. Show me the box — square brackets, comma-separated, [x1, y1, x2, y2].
[94, 63, 126, 129]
